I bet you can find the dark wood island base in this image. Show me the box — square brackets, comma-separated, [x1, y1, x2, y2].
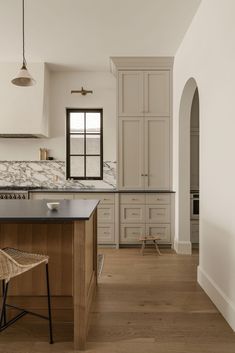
[0, 200, 98, 350]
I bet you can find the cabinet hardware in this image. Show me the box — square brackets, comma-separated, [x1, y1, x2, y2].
[103, 213, 109, 215]
[131, 213, 139, 216]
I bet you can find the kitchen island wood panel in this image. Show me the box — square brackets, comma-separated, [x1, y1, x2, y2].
[0, 199, 99, 350]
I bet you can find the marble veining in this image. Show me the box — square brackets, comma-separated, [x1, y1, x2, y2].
[0, 161, 116, 189]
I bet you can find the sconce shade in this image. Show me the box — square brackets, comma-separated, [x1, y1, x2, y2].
[11, 63, 36, 87]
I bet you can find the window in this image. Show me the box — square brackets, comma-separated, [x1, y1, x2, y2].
[66, 108, 103, 180]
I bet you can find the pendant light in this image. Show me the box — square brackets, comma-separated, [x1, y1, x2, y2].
[11, 0, 36, 86]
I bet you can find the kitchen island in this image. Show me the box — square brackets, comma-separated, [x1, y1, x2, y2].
[0, 199, 99, 350]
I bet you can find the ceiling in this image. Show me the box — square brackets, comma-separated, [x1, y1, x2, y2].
[0, 0, 201, 71]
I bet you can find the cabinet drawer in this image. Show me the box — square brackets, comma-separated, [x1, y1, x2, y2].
[146, 205, 170, 223]
[120, 205, 145, 223]
[146, 224, 171, 243]
[120, 224, 145, 243]
[120, 193, 145, 204]
[98, 205, 114, 223]
[145, 193, 170, 204]
[98, 224, 115, 243]
[30, 193, 73, 200]
[74, 193, 114, 204]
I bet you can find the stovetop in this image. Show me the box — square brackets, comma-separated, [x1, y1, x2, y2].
[0, 186, 45, 191]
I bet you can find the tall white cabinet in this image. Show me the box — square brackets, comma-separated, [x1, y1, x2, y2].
[112, 57, 173, 191]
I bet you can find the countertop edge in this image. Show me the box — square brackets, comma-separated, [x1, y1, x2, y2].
[28, 189, 176, 194]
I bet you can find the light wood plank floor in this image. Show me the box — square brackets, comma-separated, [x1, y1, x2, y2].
[1, 248, 235, 352]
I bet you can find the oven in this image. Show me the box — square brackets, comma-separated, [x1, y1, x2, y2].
[0, 188, 29, 200]
[190, 192, 199, 219]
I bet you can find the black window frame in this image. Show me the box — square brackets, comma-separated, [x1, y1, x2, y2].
[66, 108, 103, 180]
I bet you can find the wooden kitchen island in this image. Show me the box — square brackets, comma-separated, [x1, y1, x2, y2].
[0, 199, 99, 350]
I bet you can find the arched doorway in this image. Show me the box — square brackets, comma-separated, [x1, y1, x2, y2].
[177, 77, 199, 254]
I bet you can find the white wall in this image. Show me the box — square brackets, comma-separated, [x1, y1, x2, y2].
[173, 0, 235, 329]
[0, 71, 116, 161]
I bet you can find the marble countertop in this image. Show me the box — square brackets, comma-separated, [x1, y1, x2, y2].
[0, 199, 99, 221]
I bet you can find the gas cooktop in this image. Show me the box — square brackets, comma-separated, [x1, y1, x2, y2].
[0, 186, 46, 191]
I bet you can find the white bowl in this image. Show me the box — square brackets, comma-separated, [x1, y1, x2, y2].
[47, 202, 60, 211]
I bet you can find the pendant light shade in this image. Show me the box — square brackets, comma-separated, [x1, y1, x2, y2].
[12, 0, 36, 87]
[11, 63, 35, 87]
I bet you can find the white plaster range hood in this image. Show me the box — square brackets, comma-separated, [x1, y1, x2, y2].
[0, 63, 50, 138]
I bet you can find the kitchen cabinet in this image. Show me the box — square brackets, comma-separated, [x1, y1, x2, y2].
[118, 117, 144, 189]
[30, 192, 116, 245]
[113, 58, 173, 191]
[118, 70, 170, 117]
[191, 220, 199, 244]
[118, 71, 144, 116]
[30, 191, 174, 247]
[120, 192, 173, 244]
[190, 129, 199, 190]
[118, 117, 170, 190]
[30, 193, 73, 200]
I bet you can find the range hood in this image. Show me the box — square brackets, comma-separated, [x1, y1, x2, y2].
[0, 63, 50, 138]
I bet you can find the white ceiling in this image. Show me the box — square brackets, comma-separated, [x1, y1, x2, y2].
[0, 0, 201, 71]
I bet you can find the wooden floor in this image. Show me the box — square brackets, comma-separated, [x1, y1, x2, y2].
[1, 248, 235, 352]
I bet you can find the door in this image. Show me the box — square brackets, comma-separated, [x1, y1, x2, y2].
[118, 71, 144, 116]
[144, 71, 170, 117]
[144, 117, 170, 190]
[118, 117, 144, 189]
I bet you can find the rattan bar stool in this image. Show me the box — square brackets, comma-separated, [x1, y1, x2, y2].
[0, 248, 53, 344]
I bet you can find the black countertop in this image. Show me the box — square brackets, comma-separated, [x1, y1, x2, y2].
[28, 188, 175, 194]
[0, 199, 99, 221]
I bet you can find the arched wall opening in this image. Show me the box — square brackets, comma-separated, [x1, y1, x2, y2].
[175, 77, 199, 254]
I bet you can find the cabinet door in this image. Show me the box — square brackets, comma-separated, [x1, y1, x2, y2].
[97, 205, 114, 223]
[74, 193, 115, 205]
[144, 71, 170, 116]
[120, 224, 145, 243]
[120, 205, 145, 223]
[98, 224, 115, 244]
[145, 205, 170, 223]
[191, 220, 199, 244]
[144, 118, 170, 189]
[146, 224, 171, 243]
[30, 192, 73, 200]
[118, 117, 144, 189]
[118, 71, 144, 116]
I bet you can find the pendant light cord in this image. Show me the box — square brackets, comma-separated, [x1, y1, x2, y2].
[22, 0, 26, 67]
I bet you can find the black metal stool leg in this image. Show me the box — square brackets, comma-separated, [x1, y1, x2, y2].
[2, 280, 7, 325]
[0, 281, 8, 328]
[45, 263, 53, 344]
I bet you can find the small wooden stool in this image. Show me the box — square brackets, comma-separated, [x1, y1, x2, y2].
[139, 236, 161, 256]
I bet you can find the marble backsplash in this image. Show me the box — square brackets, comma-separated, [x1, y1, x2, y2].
[0, 161, 116, 189]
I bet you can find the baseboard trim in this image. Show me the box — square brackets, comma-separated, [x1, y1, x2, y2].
[198, 266, 235, 331]
[174, 239, 192, 254]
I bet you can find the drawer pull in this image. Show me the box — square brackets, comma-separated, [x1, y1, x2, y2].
[104, 232, 109, 234]
[132, 198, 138, 201]
[103, 213, 110, 215]
[103, 198, 110, 201]
[131, 213, 139, 216]
[132, 232, 139, 235]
